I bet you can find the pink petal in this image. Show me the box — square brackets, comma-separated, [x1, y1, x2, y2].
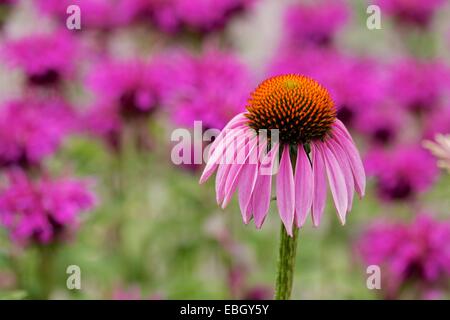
[276, 145, 295, 236]
[311, 143, 327, 227]
[222, 136, 258, 208]
[320, 142, 348, 225]
[253, 143, 280, 229]
[332, 128, 366, 197]
[294, 145, 313, 228]
[326, 138, 354, 211]
[208, 113, 248, 155]
[238, 139, 268, 224]
[199, 126, 246, 184]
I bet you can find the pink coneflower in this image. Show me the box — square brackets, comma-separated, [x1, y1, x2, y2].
[356, 214, 450, 299]
[147, 0, 257, 34]
[0, 171, 95, 245]
[167, 47, 252, 130]
[200, 74, 365, 299]
[282, 0, 349, 49]
[2, 31, 80, 87]
[423, 134, 450, 173]
[365, 146, 439, 202]
[0, 98, 74, 169]
[376, 0, 446, 28]
[200, 74, 365, 233]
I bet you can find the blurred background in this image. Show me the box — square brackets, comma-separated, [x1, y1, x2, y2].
[0, 0, 449, 300]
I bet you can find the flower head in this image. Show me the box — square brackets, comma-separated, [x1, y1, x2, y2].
[365, 146, 439, 202]
[0, 171, 96, 245]
[387, 58, 450, 115]
[356, 214, 450, 299]
[376, 0, 446, 27]
[200, 74, 365, 234]
[35, 0, 147, 29]
[2, 31, 80, 87]
[0, 98, 74, 169]
[282, 0, 349, 49]
[87, 57, 168, 120]
[147, 0, 257, 34]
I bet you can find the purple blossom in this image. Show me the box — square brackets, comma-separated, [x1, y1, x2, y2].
[376, 0, 446, 27]
[356, 214, 450, 299]
[35, 0, 147, 30]
[365, 146, 439, 202]
[0, 98, 75, 169]
[282, 0, 349, 49]
[0, 171, 96, 245]
[147, 0, 257, 34]
[166, 47, 253, 130]
[387, 58, 450, 115]
[87, 57, 168, 120]
[2, 31, 81, 87]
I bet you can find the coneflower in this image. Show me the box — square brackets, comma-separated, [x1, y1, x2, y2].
[200, 74, 365, 299]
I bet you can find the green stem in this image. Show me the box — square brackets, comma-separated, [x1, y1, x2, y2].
[275, 223, 299, 300]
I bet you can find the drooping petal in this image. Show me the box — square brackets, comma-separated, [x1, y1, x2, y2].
[333, 128, 366, 197]
[320, 142, 348, 225]
[253, 143, 280, 229]
[326, 138, 354, 211]
[207, 113, 249, 155]
[294, 145, 313, 228]
[276, 145, 295, 236]
[200, 125, 247, 184]
[215, 163, 231, 205]
[238, 139, 267, 224]
[311, 143, 327, 227]
[222, 135, 258, 208]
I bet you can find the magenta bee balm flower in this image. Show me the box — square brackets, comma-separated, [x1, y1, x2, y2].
[200, 74, 365, 235]
[357, 214, 450, 299]
[0, 171, 96, 245]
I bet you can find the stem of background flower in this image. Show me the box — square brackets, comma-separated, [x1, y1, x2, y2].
[274, 223, 299, 300]
[36, 245, 56, 300]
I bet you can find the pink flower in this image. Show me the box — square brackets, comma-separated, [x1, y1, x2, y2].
[387, 58, 450, 115]
[356, 214, 450, 299]
[2, 31, 81, 87]
[376, 0, 446, 27]
[35, 0, 147, 29]
[0, 98, 74, 169]
[147, 0, 257, 34]
[282, 0, 349, 49]
[200, 75, 365, 234]
[0, 171, 96, 245]
[87, 57, 168, 120]
[423, 134, 450, 173]
[166, 47, 253, 130]
[365, 146, 439, 202]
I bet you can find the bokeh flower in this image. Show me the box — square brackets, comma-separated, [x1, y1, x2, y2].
[376, 0, 446, 28]
[0, 98, 75, 169]
[166, 47, 252, 130]
[356, 214, 450, 299]
[282, 0, 349, 49]
[147, 0, 257, 34]
[0, 171, 96, 245]
[386, 58, 450, 115]
[365, 146, 439, 202]
[2, 31, 81, 87]
[200, 74, 365, 234]
[35, 0, 147, 30]
[87, 57, 168, 120]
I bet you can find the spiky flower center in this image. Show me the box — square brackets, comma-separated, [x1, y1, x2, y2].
[246, 74, 336, 145]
